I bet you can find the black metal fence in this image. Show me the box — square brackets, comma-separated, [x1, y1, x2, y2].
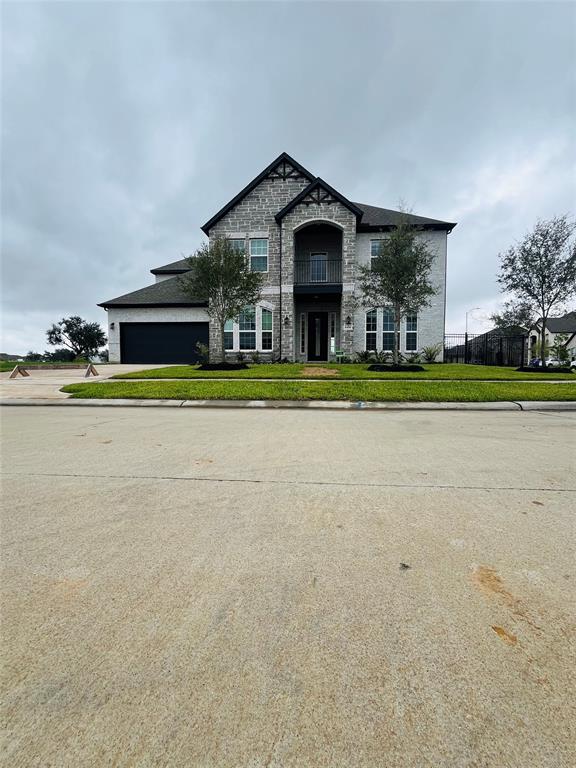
[444, 333, 527, 367]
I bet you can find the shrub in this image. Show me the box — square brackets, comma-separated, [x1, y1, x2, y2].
[236, 351, 246, 363]
[250, 350, 261, 364]
[422, 343, 442, 363]
[355, 350, 375, 363]
[406, 351, 422, 364]
[195, 342, 210, 365]
[24, 351, 43, 362]
[373, 350, 391, 364]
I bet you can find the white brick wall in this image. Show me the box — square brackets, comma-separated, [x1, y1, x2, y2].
[353, 230, 447, 358]
[106, 307, 210, 362]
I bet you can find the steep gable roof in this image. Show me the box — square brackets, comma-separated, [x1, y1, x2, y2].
[201, 152, 315, 235]
[275, 178, 364, 223]
[540, 311, 576, 333]
[99, 275, 206, 308]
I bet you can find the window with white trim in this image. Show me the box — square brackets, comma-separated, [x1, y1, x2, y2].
[249, 238, 268, 272]
[229, 238, 245, 254]
[239, 306, 256, 349]
[366, 310, 377, 351]
[224, 319, 234, 350]
[300, 313, 306, 355]
[382, 308, 395, 351]
[405, 313, 418, 351]
[261, 308, 273, 350]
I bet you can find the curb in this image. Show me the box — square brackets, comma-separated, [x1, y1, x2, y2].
[2, 398, 575, 411]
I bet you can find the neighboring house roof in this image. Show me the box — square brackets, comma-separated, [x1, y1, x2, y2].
[275, 178, 364, 223]
[354, 203, 456, 232]
[201, 151, 315, 235]
[150, 258, 190, 275]
[540, 311, 576, 334]
[98, 276, 207, 308]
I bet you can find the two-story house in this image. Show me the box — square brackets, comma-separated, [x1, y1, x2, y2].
[100, 152, 456, 363]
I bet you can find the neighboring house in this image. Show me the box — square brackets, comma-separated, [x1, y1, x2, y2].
[529, 311, 576, 359]
[100, 152, 456, 364]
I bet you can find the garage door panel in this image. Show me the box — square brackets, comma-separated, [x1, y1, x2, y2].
[120, 322, 209, 364]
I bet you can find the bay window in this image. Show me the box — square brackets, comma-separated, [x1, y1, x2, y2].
[406, 314, 418, 351]
[239, 306, 256, 350]
[382, 308, 395, 351]
[365, 310, 377, 351]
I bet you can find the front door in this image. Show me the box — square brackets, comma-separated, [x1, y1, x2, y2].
[307, 311, 328, 361]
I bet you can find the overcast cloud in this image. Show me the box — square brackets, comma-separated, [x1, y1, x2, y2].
[1, 0, 575, 353]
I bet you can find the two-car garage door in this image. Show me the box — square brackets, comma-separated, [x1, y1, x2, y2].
[120, 322, 209, 364]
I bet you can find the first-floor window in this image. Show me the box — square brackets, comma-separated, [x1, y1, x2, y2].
[382, 308, 395, 350]
[224, 319, 234, 350]
[405, 313, 418, 351]
[366, 310, 377, 351]
[261, 308, 273, 350]
[300, 313, 306, 354]
[239, 305, 256, 349]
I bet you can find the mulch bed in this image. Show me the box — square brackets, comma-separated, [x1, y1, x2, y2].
[367, 364, 426, 372]
[197, 363, 249, 371]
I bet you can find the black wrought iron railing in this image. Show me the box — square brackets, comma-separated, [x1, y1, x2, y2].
[294, 259, 342, 284]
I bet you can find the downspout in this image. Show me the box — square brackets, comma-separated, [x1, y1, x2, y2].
[279, 221, 283, 361]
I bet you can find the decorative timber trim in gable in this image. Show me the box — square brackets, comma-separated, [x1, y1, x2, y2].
[201, 152, 315, 235]
[267, 160, 309, 182]
[274, 178, 364, 223]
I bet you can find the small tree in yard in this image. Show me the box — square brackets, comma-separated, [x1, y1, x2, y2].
[550, 333, 571, 366]
[180, 237, 264, 362]
[46, 316, 106, 359]
[497, 215, 576, 365]
[490, 299, 535, 334]
[357, 214, 437, 366]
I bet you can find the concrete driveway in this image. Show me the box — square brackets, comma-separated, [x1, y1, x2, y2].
[1, 407, 575, 767]
[0, 364, 169, 400]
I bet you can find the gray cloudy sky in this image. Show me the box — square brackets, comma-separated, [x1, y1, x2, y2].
[2, 0, 575, 353]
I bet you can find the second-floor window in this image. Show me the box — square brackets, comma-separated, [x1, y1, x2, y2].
[250, 238, 268, 272]
[230, 238, 246, 254]
[370, 240, 384, 270]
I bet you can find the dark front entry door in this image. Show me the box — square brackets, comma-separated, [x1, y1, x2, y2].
[307, 311, 328, 361]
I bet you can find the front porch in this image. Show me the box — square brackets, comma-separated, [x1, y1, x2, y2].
[293, 301, 343, 363]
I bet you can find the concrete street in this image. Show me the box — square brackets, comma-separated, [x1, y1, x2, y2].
[1, 406, 575, 767]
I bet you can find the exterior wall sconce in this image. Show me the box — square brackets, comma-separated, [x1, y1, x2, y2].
[345, 316, 352, 325]
[283, 315, 290, 327]
[110, 322, 115, 330]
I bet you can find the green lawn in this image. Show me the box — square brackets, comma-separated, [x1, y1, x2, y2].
[113, 362, 575, 381]
[61, 380, 576, 403]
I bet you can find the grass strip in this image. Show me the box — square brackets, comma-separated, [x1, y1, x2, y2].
[113, 363, 575, 381]
[62, 380, 576, 402]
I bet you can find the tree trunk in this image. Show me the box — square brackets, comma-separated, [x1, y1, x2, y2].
[220, 320, 226, 363]
[393, 305, 401, 367]
[540, 318, 547, 367]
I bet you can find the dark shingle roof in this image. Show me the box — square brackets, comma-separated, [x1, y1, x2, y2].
[354, 203, 456, 232]
[544, 312, 576, 333]
[99, 276, 207, 308]
[150, 258, 191, 275]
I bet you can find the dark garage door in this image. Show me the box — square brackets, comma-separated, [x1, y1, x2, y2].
[120, 322, 209, 364]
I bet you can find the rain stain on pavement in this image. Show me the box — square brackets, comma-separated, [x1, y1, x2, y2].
[492, 625, 517, 645]
[399, 563, 411, 571]
[532, 501, 545, 506]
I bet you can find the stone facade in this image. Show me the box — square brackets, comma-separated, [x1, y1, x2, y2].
[204, 158, 449, 362]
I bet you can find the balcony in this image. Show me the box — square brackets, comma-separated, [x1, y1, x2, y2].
[294, 258, 342, 286]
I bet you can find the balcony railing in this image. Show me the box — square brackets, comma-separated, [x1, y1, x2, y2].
[294, 259, 342, 285]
